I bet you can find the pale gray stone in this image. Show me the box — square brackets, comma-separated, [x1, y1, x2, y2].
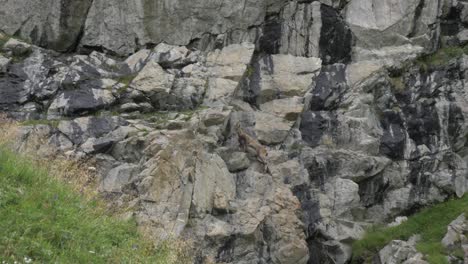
[101, 163, 139, 193]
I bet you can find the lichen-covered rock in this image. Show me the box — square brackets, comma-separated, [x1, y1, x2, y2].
[57, 116, 127, 145]
[0, 54, 10, 72]
[254, 112, 294, 145]
[345, 0, 439, 59]
[101, 163, 140, 193]
[377, 236, 428, 264]
[244, 54, 322, 105]
[0, 0, 93, 52]
[48, 87, 116, 117]
[3, 2, 468, 263]
[442, 214, 467, 250]
[191, 152, 236, 215]
[130, 60, 174, 96]
[80, 0, 271, 55]
[260, 97, 304, 121]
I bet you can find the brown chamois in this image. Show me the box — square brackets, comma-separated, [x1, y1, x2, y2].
[236, 123, 270, 173]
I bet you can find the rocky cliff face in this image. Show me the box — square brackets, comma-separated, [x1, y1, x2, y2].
[1, 0, 468, 263]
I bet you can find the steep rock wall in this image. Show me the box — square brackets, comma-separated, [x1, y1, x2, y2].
[1, 0, 468, 264]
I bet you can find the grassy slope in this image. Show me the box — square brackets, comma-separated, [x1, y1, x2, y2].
[0, 148, 180, 263]
[352, 195, 468, 264]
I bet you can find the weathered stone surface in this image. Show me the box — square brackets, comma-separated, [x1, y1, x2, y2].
[324, 178, 360, 217]
[101, 163, 139, 193]
[272, 1, 322, 58]
[151, 43, 190, 68]
[204, 78, 238, 105]
[246, 54, 322, 105]
[125, 49, 151, 74]
[353, 45, 425, 65]
[345, 0, 439, 56]
[4, 4, 468, 264]
[134, 131, 200, 239]
[80, 0, 271, 55]
[48, 88, 116, 117]
[346, 60, 383, 87]
[57, 116, 126, 145]
[309, 63, 348, 111]
[0, 55, 10, 72]
[207, 43, 255, 81]
[130, 60, 174, 96]
[192, 152, 236, 215]
[442, 214, 467, 249]
[0, 0, 93, 52]
[3, 38, 31, 52]
[301, 147, 391, 182]
[217, 148, 251, 172]
[204, 43, 255, 106]
[254, 112, 294, 145]
[378, 236, 428, 264]
[260, 97, 304, 121]
[80, 137, 116, 154]
[319, 4, 353, 64]
[270, 159, 308, 187]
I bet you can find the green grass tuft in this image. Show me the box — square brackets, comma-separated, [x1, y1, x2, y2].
[9, 46, 33, 63]
[389, 76, 405, 92]
[0, 147, 186, 263]
[117, 75, 137, 86]
[114, 74, 137, 95]
[352, 195, 468, 264]
[245, 65, 255, 77]
[19, 119, 61, 128]
[0, 34, 9, 49]
[416, 45, 468, 69]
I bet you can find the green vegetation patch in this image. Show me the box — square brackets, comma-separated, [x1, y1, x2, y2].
[10, 49, 33, 63]
[116, 74, 137, 94]
[105, 74, 137, 95]
[389, 76, 405, 92]
[417, 44, 468, 69]
[117, 75, 137, 86]
[0, 147, 186, 263]
[352, 195, 468, 264]
[19, 119, 61, 128]
[0, 34, 9, 49]
[245, 65, 255, 77]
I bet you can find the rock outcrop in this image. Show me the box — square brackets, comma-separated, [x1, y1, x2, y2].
[2, 0, 468, 263]
[378, 236, 428, 264]
[442, 214, 468, 263]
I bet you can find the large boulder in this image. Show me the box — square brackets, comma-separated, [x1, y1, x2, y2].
[48, 87, 116, 118]
[378, 236, 428, 264]
[206, 42, 255, 81]
[191, 153, 236, 215]
[442, 214, 467, 249]
[100, 163, 140, 193]
[204, 43, 255, 105]
[57, 116, 126, 145]
[254, 112, 295, 145]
